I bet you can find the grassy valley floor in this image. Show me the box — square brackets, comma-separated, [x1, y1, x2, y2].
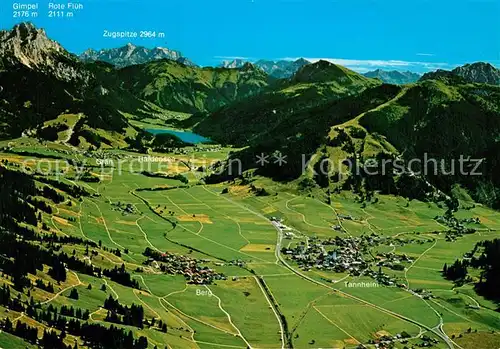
[0, 140, 499, 349]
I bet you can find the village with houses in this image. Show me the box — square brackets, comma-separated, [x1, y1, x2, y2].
[142, 247, 226, 285]
[272, 211, 482, 292]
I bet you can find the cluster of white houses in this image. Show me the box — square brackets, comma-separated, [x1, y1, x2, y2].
[281, 236, 368, 274]
[375, 251, 414, 271]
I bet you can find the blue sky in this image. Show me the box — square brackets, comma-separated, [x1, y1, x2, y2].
[2, 0, 499, 72]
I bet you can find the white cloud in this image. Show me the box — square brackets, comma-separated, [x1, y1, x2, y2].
[281, 57, 454, 73]
[416, 53, 436, 57]
[350, 67, 372, 74]
[214, 56, 251, 61]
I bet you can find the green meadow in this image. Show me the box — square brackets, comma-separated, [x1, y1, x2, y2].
[2, 144, 500, 349]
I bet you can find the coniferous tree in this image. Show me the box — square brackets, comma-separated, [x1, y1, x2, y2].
[69, 288, 79, 300]
[49, 257, 67, 282]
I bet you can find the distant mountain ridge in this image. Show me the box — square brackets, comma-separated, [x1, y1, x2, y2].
[363, 69, 421, 85]
[220, 58, 311, 78]
[199, 62, 500, 209]
[421, 62, 500, 85]
[220, 59, 247, 69]
[80, 43, 197, 68]
[118, 59, 272, 114]
[2, 21, 500, 211]
[193, 60, 381, 147]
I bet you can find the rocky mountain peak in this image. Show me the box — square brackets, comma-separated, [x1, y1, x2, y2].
[79, 43, 195, 68]
[220, 59, 247, 69]
[0, 22, 89, 84]
[452, 62, 500, 85]
[0, 22, 90, 82]
[12, 22, 38, 38]
[420, 62, 500, 85]
[219, 58, 310, 78]
[0, 22, 66, 68]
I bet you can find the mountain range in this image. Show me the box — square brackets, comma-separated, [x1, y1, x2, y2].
[199, 64, 500, 207]
[195, 58, 500, 208]
[0, 23, 272, 144]
[220, 58, 311, 78]
[78, 42, 500, 88]
[192, 60, 381, 146]
[80, 43, 197, 68]
[2, 22, 500, 209]
[363, 69, 421, 85]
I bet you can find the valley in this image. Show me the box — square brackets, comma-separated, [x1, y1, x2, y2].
[1, 137, 500, 349]
[0, 14, 499, 349]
